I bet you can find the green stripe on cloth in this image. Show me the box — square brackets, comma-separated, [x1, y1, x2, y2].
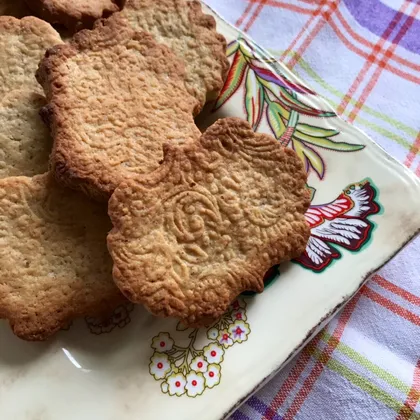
[268, 49, 418, 150]
[321, 332, 411, 395]
[295, 58, 417, 138]
[352, 117, 413, 150]
[310, 346, 407, 414]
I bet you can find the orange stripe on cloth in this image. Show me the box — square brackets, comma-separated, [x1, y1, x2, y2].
[372, 274, 420, 307]
[287, 0, 340, 70]
[363, 286, 420, 327]
[404, 131, 420, 169]
[235, 2, 255, 28]
[279, 292, 362, 420]
[396, 359, 420, 420]
[262, 334, 323, 418]
[251, 0, 314, 15]
[327, 15, 420, 86]
[347, 3, 420, 122]
[337, 1, 411, 116]
[334, 8, 420, 73]
[244, 0, 269, 32]
[295, 0, 318, 5]
[416, 161, 420, 177]
[279, 0, 325, 63]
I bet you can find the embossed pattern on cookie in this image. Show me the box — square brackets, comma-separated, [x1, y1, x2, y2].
[119, 0, 229, 113]
[0, 16, 62, 96]
[0, 173, 125, 341]
[37, 14, 201, 200]
[25, 0, 124, 31]
[108, 118, 311, 327]
[0, 89, 52, 179]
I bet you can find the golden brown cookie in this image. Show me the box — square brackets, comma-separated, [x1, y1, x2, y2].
[0, 89, 51, 179]
[37, 15, 201, 200]
[119, 0, 229, 112]
[0, 16, 62, 95]
[108, 118, 311, 326]
[25, 0, 124, 31]
[0, 0, 32, 18]
[0, 173, 125, 341]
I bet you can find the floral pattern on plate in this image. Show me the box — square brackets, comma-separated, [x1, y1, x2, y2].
[85, 302, 135, 335]
[149, 299, 250, 397]
[297, 178, 381, 272]
[214, 37, 365, 180]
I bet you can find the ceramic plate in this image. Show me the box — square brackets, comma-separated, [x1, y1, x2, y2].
[1, 4, 420, 420]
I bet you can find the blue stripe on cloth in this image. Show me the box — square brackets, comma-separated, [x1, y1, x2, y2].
[230, 410, 252, 420]
[246, 396, 284, 420]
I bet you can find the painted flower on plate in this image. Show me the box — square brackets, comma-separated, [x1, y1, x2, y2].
[230, 299, 245, 311]
[149, 353, 171, 379]
[203, 343, 224, 364]
[190, 356, 208, 373]
[85, 303, 134, 335]
[232, 307, 247, 322]
[176, 321, 189, 331]
[151, 332, 174, 353]
[204, 363, 221, 388]
[161, 382, 169, 393]
[185, 372, 205, 397]
[229, 320, 250, 343]
[207, 327, 219, 340]
[166, 372, 187, 396]
[85, 316, 115, 335]
[217, 329, 234, 348]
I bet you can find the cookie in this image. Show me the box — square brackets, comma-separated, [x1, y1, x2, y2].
[0, 16, 62, 95]
[0, 173, 125, 341]
[0, 89, 51, 179]
[0, 0, 32, 18]
[108, 118, 311, 326]
[25, 0, 124, 32]
[37, 15, 200, 200]
[119, 0, 229, 112]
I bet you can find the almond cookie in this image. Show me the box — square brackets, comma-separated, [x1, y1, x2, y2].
[0, 89, 51, 179]
[119, 0, 229, 113]
[37, 15, 200, 200]
[108, 118, 311, 326]
[25, 0, 124, 31]
[0, 0, 32, 18]
[0, 173, 125, 341]
[0, 16, 62, 95]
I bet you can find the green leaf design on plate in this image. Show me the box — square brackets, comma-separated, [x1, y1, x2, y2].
[266, 99, 286, 139]
[245, 68, 265, 130]
[226, 40, 239, 57]
[214, 50, 248, 111]
[294, 130, 365, 152]
[293, 139, 325, 178]
[307, 185, 316, 201]
[239, 40, 255, 59]
[213, 35, 366, 180]
[176, 322, 189, 331]
[260, 78, 335, 118]
[296, 123, 339, 138]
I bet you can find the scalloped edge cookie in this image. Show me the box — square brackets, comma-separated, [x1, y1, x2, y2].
[0, 173, 125, 341]
[119, 0, 229, 113]
[37, 14, 200, 200]
[0, 15, 62, 95]
[108, 118, 311, 326]
[24, 0, 124, 31]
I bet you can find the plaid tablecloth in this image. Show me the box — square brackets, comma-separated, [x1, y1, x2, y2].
[205, 1, 420, 419]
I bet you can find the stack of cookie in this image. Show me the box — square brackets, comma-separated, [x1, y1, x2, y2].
[0, 0, 311, 340]
[0, 13, 126, 340]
